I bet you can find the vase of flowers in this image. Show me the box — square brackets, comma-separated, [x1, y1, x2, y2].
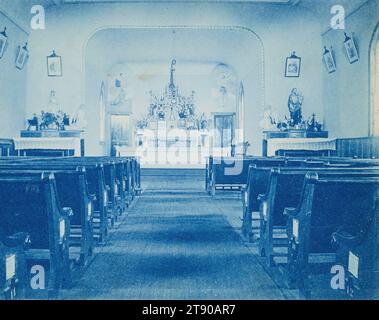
[40, 111, 59, 130]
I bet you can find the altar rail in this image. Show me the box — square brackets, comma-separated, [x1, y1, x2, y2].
[334, 137, 379, 159]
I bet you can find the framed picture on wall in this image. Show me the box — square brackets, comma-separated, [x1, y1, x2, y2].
[0, 27, 8, 59]
[285, 52, 301, 78]
[344, 32, 359, 64]
[323, 46, 336, 74]
[47, 50, 62, 77]
[15, 43, 29, 70]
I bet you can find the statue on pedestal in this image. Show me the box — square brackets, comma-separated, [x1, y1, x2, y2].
[71, 104, 88, 130]
[46, 90, 59, 114]
[109, 73, 132, 114]
[288, 88, 303, 126]
[259, 105, 276, 130]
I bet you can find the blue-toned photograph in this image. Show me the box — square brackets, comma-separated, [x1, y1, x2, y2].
[0, 0, 378, 304]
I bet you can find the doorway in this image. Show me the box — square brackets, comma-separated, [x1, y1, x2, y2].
[110, 114, 132, 156]
[213, 113, 235, 156]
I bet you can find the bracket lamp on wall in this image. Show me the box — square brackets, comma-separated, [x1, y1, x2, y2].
[0, 27, 8, 59]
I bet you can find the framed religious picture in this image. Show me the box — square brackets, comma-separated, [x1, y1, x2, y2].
[0, 27, 8, 59]
[323, 46, 336, 74]
[344, 32, 359, 64]
[47, 50, 62, 77]
[285, 52, 301, 78]
[15, 42, 29, 70]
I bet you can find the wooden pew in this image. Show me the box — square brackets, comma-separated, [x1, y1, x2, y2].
[332, 203, 379, 298]
[208, 157, 258, 196]
[0, 155, 141, 229]
[131, 156, 142, 196]
[0, 172, 72, 293]
[82, 156, 141, 196]
[51, 156, 139, 216]
[205, 156, 213, 192]
[241, 165, 272, 240]
[51, 168, 95, 266]
[0, 232, 30, 299]
[0, 161, 108, 243]
[36, 158, 121, 224]
[241, 157, 314, 239]
[258, 168, 306, 266]
[284, 172, 379, 298]
[0, 168, 95, 268]
[258, 167, 379, 267]
[241, 158, 379, 241]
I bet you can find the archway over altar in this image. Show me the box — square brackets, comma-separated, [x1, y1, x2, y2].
[84, 27, 264, 166]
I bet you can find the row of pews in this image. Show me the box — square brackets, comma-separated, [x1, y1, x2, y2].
[0, 156, 141, 299]
[205, 155, 379, 299]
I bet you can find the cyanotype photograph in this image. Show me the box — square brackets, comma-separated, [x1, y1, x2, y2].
[0, 0, 378, 306]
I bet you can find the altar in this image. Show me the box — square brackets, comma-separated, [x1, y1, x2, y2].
[130, 60, 214, 167]
[14, 133, 84, 157]
[262, 130, 333, 157]
[265, 137, 336, 157]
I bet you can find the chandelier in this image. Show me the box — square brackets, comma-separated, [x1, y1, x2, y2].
[140, 60, 206, 130]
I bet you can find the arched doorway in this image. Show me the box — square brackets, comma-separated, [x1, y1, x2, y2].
[84, 27, 264, 160]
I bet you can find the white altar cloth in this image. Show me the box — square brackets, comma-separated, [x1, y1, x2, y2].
[266, 138, 336, 157]
[14, 137, 81, 156]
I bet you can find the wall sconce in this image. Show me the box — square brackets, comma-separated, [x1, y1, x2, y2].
[0, 27, 8, 59]
[15, 42, 29, 70]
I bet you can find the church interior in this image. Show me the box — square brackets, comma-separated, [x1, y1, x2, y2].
[0, 0, 378, 300]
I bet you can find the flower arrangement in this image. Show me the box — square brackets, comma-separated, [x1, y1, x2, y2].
[306, 114, 323, 132]
[156, 104, 166, 120]
[29, 110, 70, 131]
[276, 120, 289, 131]
[136, 119, 148, 130]
[40, 111, 58, 129]
[275, 113, 323, 132]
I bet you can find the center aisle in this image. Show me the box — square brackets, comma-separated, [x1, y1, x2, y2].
[60, 171, 285, 300]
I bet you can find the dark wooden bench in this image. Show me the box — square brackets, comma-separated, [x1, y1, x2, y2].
[0, 172, 72, 293]
[37, 158, 121, 223]
[6, 155, 141, 227]
[258, 168, 306, 266]
[208, 157, 258, 196]
[241, 158, 316, 239]
[257, 167, 379, 267]
[241, 158, 379, 241]
[205, 156, 212, 192]
[241, 165, 272, 240]
[51, 156, 140, 215]
[0, 161, 109, 243]
[0, 232, 30, 299]
[285, 172, 379, 298]
[332, 195, 379, 298]
[131, 156, 142, 195]
[0, 168, 95, 268]
[61, 158, 123, 219]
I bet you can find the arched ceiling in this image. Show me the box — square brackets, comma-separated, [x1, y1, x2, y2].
[85, 27, 263, 79]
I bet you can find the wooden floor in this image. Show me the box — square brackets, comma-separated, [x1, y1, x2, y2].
[59, 170, 286, 300]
